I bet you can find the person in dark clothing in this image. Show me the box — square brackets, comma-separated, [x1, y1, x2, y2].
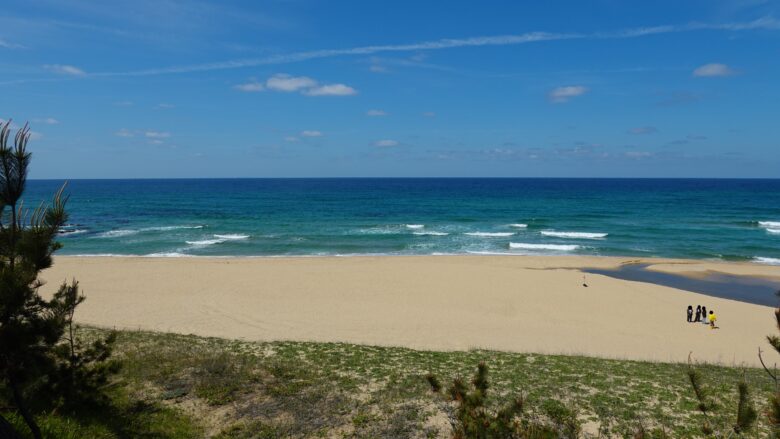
[687, 305, 693, 322]
[695, 305, 702, 322]
[701, 306, 707, 324]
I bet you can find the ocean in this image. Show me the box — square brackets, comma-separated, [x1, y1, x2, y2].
[24, 178, 780, 263]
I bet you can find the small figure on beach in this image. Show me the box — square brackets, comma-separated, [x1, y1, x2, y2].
[701, 306, 707, 324]
[687, 305, 693, 322]
[694, 305, 702, 322]
[708, 310, 717, 329]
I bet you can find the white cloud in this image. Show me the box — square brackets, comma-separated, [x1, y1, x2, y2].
[44, 64, 86, 76]
[367, 109, 387, 116]
[28, 131, 43, 140]
[303, 84, 357, 96]
[284, 136, 300, 142]
[548, 85, 588, 103]
[692, 63, 735, 77]
[374, 139, 399, 147]
[149, 139, 165, 145]
[156, 103, 175, 109]
[301, 130, 323, 137]
[628, 126, 658, 135]
[266, 74, 317, 92]
[145, 131, 171, 139]
[234, 81, 265, 92]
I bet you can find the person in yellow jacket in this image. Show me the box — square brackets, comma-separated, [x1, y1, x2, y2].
[708, 310, 717, 329]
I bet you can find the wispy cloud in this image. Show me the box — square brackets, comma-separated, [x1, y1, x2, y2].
[234, 81, 265, 92]
[301, 130, 323, 137]
[366, 109, 387, 116]
[302, 84, 357, 96]
[374, 139, 399, 147]
[693, 63, 736, 77]
[628, 126, 658, 135]
[64, 17, 780, 78]
[668, 134, 709, 145]
[548, 85, 588, 103]
[44, 64, 86, 76]
[115, 128, 134, 137]
[145, 131, 170, 139]
[155, 103, 175, 109]
[113, 100, 133, 106]
[624, 151, 653, 158]
[34, 117, 60, 125]
[0, 38, 25, 49]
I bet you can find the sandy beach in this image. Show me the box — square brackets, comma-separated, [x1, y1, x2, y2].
[41, 255, 779, 366]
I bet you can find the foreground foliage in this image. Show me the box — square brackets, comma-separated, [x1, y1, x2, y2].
[0, 120, 117, 438]
[2, 327, 775, 438]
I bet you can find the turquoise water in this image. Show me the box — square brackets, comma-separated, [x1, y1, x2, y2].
[23, 178, 780, 263]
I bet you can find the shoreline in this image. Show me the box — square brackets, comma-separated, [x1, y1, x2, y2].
[43, 255, 780, 366]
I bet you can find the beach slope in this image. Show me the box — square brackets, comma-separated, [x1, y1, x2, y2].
[42, 256, 778, 366]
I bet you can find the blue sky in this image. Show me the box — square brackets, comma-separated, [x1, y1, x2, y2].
[1, 0, 779, 178]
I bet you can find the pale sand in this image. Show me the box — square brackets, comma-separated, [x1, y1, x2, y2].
[40, 256, 780, 366]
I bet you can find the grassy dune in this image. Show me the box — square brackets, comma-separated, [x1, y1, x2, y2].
[4, 327, 776, 438]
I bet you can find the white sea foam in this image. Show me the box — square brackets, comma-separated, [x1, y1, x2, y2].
[413, 231, 449, 236]
[509, 242, 580, 251]
[767, 229, 780, 235]
[759, 221, 780, 228]
[186, 234, 249, 247]
[214, 234, 250, 240]
[186, 239, 222, 246]
[94, 225, 204, 239]
[94, 229, 138, 238]
[358, 227, 399, 235]
[465, 232, 515, 237]
[405, 224, 424, 229]
[509, 224, 528, 228]
[146, 225, 204, 231]
[58, 229, 88, 235]
[541, 231, 608, 239]
[754, 256, 780, 265]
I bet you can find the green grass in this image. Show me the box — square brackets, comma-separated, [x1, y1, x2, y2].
[2, 326, 776, 438]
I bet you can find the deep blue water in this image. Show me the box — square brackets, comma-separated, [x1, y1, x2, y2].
[22, 178, 780, 263]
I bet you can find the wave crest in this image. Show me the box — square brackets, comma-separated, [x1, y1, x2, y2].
[754, 256, 780, 265]
[509, 242, 580, 251]
[541, 231, 607, 239]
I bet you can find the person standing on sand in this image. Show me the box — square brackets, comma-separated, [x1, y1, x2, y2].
[695, 305, 702, 322]
[701, 306, 707, 324]
[708, 310, 717, 329]
[687, 305, 693, 322]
